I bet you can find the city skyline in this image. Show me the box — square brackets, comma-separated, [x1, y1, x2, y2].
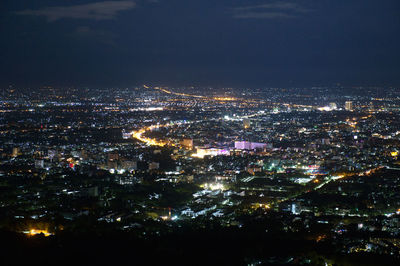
[1, 86, 400, 265]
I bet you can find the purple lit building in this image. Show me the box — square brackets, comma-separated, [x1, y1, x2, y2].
[234, 141, 267, 150]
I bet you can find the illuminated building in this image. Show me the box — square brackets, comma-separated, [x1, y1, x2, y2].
[121, 160, 137, 171]
[234, 141, 267, 150]
[291, 203, 301, 215]
[192, 147, 230, 158]
[246, 166, 262, 175]
[180, 139, 193, 149]
[243, 119, 251, 129]
[35, 159, 44, 169]
[122, 130, 132, 139]
[47, 149, 56, 161]
[12, 147, 19, 157]
[329, 102, 337, 110]
[345, 101, 353, 111]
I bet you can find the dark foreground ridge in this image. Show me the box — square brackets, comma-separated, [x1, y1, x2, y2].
[1, 220, 399, 266]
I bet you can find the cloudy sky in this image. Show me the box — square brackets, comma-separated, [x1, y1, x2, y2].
[1, 0, 400, 87]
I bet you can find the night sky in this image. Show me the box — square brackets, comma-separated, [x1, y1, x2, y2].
[1, 0, 400, 87]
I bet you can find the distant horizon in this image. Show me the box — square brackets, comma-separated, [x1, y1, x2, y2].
[2, 82, 399, 89]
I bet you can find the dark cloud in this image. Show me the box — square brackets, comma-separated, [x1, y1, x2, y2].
[231, 1, 312, 19]
[232, 2, 310, 13]
[16, 1, 136, 22]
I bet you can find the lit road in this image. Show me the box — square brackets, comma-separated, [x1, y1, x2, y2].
[145, 85, 238, 101]
[131, 120, 196, 147]
[131, 124, 169, 147]
[275, 167, 384, 206]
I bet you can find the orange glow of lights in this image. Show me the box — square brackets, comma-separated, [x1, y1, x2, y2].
[252, 203, 270, 209]
[26, 229, 52, 237]
[316, 235, 327, 242]
[154, 87, 206, 99]
[212, 97, 237, 101]
[152, 87, 238, 102]
[131, 125, 167, 147]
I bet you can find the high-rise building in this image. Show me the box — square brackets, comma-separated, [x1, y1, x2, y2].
[345, 101, 353, 111]
[291, 203, 301, 215]
[12, 147, 19, 157]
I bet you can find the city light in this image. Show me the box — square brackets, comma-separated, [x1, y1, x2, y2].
[3, 0, 400, 263]
[24, 229, 53, 237]
[201, 183, 226, 191]
[2, 85, 400, 263]
[131, 125, 167, 147]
